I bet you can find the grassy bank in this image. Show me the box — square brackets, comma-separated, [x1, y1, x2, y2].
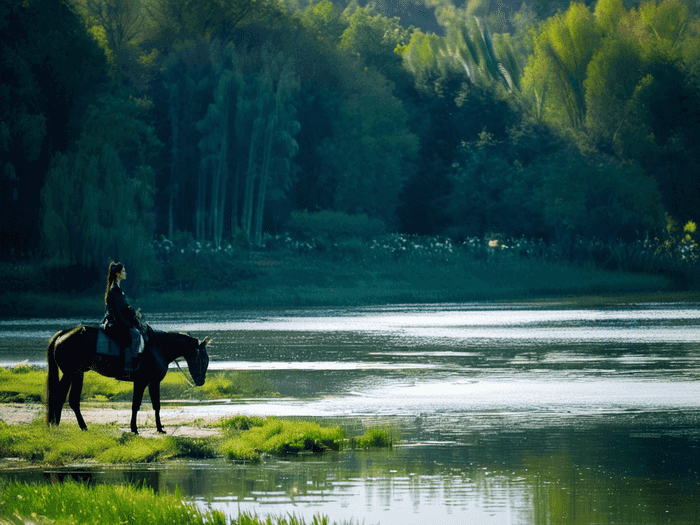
[1, 232, 684, 318]
[0, 416, 394, 466]
[0, 365, 277, 404]
[0, 480, 349, 525]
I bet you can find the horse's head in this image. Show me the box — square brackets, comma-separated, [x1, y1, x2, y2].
[185, 336, 210, 387]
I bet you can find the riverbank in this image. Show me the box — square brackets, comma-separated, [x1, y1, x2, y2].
[0, 247, 682, 319]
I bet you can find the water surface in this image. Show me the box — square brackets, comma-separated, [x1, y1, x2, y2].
[1, 303, 699, 524]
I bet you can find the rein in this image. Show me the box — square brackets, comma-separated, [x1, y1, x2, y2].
[174, 358, 195, 387]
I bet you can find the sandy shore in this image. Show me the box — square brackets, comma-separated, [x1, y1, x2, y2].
[0, 403, 221, 437]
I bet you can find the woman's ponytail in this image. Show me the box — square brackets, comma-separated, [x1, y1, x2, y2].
[104, 262, 124, 303]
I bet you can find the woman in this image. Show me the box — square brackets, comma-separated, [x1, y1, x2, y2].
[102, 262, 143, 349]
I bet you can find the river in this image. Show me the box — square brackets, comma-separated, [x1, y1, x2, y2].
[1, 302, 700, 524]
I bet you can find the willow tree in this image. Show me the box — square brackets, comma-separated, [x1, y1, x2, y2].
[197, 44, 244, 247]
[240, 46, 300, 246]
[42, 144, 155, 274]
[163, 43, 213, 240]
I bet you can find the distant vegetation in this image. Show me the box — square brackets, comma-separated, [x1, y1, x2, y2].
[3, 0, 700, 305]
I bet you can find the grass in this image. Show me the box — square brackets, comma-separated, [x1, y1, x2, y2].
[0, 420, 176, 465]
[0, 481, 352, 525]
[0, 416, 399, 466]
[0, 365, 277, 404]
[352, 424, 398, 449]
[218, 417, 347, 462]
[1, 232, 681, 319]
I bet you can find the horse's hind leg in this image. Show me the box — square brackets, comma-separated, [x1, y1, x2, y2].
[68, 371, 88, 430]
[51, 374, 72, 426]
[148, 382, 165, 434]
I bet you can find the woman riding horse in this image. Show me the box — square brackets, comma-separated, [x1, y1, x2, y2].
[45, 262, 211, 434]
[102, 262, 145, 351]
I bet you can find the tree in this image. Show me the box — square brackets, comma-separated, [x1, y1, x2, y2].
[42, 144, 156, 278]
[196, 44, 244, 246]
[300, 0, 345, 45]
[318, 68, 418, 227]
[521, 3, 601, 129]
[41, 90, 159, 279]
[338, 6, 412, 75]
[147, 0, 281, 45]
[75, 0, 156, 90]
[239, 45, 300, 245]
[584, 38, 646, 147]
[0, 0, 106, 258]
[161, 43, 213, 239]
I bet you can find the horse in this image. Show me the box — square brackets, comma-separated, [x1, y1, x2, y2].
[46, 324, 210, 434]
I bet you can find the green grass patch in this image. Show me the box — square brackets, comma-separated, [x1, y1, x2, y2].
[0, 417, 397, 466]
[0, 420, 209, 465]
[0, 481, 349, 525]
[219, 417, 346, 462]
[353, 425, 398, 449]
[0, 481, 226, 525]
[0, 366, 277, 404]
[217, 417, 400, 462]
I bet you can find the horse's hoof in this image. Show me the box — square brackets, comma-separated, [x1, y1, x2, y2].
[157, 429, 166, 435]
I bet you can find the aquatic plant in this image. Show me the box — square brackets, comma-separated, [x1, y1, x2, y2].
[353, 425, 398, 449]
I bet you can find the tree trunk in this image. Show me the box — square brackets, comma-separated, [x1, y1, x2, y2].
[242, 117, 262, 239]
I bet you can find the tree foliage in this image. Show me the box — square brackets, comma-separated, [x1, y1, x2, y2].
[5, 0, 700, 277]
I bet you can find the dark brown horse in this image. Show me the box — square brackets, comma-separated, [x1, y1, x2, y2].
[46, 325, 210, 434]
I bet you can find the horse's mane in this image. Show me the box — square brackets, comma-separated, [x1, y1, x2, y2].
[153, 330, 198, 347]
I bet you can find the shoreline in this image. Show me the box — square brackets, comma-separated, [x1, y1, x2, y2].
[2, 287, 695, 321]
[0, 402, 223, 431]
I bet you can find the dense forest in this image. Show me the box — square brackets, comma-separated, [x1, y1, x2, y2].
[2, 0, 699, 287]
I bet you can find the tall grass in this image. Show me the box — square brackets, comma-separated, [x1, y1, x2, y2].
[0, 481, 351, 525]
[0, 481, 225, 525]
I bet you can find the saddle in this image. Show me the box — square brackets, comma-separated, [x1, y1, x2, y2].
[96, 327, 145, 373]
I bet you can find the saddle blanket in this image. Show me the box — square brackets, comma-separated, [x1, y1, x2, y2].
[96, 328, 144, 372]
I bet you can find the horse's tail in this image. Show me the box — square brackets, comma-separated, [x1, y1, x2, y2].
[46, 331, 62, 426]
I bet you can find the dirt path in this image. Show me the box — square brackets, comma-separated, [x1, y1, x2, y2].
[0, 403, 222, 438]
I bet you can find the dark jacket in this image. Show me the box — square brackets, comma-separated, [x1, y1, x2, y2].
[102, 284, 139, 348]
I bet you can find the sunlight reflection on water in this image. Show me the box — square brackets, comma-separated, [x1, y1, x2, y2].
[2, 303, 700, 524]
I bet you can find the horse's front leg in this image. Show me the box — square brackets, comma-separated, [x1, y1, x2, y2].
[68, 372, 87, 431]
[131, 381, 147, 434]
[148, 381, 165, 434]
